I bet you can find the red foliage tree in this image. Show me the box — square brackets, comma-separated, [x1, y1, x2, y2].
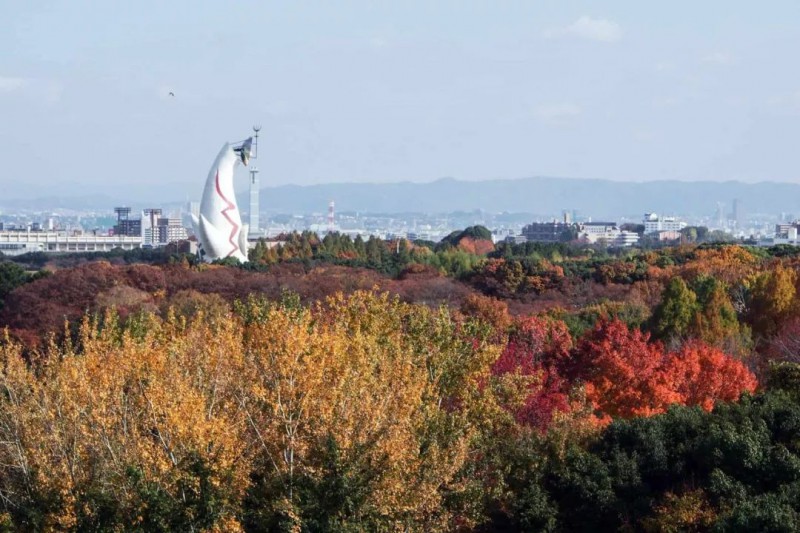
[662, 341, 758, 411]
[573, 319, 671, 419]
[510, 315, 573, 372]
[491, 316, 573, 430]
[573, 320, 758, 420]
[491, 341, 570, 431]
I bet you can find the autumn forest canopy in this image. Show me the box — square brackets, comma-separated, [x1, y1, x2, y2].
[2, 232, 800, 531]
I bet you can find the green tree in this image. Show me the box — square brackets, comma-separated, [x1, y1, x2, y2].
[680, 226, 698, 243]
[679, 226, 710, 243]
[438, 225, 492, 249]
[651, 277, 698, 340]
[0, 262, 31, 310]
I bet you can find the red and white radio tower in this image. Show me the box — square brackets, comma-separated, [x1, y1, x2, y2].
[327, 200, 335, 234]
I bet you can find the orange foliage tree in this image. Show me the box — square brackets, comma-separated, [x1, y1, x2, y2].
[572, 320, 757, 420]
[681, 245, 759, 285]
[572, 320, 670, 419]
[459, 293, 512, 338]
[661, 341, 758, 411]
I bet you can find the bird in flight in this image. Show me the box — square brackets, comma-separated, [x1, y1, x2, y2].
[168, 91, 175, 97]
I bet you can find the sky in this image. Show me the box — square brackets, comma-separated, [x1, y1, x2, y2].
[3, 1, 800, 201]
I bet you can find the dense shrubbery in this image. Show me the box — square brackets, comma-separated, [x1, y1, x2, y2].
[6, 245, 193, 269]
[0, 290, 771, 531]
[0, 261, 49, 310]
[495, 374, 800, 532]
[4, 232, 800, 530]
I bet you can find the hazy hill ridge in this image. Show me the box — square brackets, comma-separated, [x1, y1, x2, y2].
[5, 177, 800, 217]
[256, 177, 800, 217]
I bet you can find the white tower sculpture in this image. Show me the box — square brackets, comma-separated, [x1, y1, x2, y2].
[191, 137, 253, 262]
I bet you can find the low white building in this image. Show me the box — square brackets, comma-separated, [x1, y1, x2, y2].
[0, 230, 142, 256]
[615, 231, 641, 246]
[578, 222, 640, 247]
[581, 222, 617, 238]
[644, 213, 686, 234]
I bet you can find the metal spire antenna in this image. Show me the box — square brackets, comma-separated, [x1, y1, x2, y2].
[328, 200, 335, 234]
[249, 125, 261, 235]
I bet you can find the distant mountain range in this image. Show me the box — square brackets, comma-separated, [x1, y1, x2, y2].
[253, 177, 800, 219]
[5, 177, 800, 219]
[0, 194, 124, 212]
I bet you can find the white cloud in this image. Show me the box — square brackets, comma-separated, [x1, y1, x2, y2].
[654, 96, 683, 108]
[768, 90, 800, 115]
[534, 103, 582, 124]
[0, 76, 62, 105]
[544, 16, 622, 43]
[702, 52, 735, 66]
[369, 37, 388, 48]
[654, 62, 676, 73]
[43, 82, 63, 105]
[633, 130, 656, 142]
[0, 76, 28, 92]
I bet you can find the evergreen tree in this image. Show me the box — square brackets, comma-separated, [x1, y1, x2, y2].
[652, 277, 698, 340]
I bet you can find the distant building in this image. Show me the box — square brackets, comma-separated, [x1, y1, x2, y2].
[0, 230, 141, 256]
[730, 199, 741, 226]
[519, 220, 639, 246]
[521, 222, 572, 243]
[643, 213, 686, 234]
[113, 207, 142, 237]
[506, 234, 528, 244]
[775, 223, 800, 238]
[578, 222, 640, 247]
[759, 222, 800, 246]
[580, 221, 618, 238]
[153, 217, 188, 245]
[615, 231, 641, 247]
[656, 230, 682, 242]
[715, 202, 726, 228]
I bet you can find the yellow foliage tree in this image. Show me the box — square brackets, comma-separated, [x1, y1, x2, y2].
[236, 291, 500, 530]
[0, 290, 502, 531]
[747, 263, 797, 338]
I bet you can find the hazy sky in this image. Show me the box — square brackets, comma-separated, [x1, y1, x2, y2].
[3, 1, 800, 201]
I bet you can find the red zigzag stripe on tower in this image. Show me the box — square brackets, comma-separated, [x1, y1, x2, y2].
[214, 171, 241, 257]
